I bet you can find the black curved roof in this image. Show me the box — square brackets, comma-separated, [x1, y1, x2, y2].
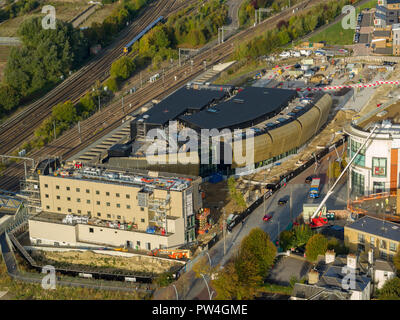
[179, 87, 297, 130]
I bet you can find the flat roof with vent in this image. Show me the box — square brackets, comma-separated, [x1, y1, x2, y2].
[346, 215, 400, 242]
[179, 87, 297, 130]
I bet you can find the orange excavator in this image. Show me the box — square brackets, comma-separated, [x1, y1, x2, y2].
[148, 249, 191, 260]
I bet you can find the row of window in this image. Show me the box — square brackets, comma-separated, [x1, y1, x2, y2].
[358, 233, 398, 252]
[43, 184, 131, 198]
[45, 205, 146, 222]
[45, 195, 143, 210]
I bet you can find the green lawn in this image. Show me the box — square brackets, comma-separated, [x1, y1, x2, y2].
[309, 0, 378, 46]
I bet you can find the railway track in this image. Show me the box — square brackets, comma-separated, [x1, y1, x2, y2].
[0, 0, 195, 156]
[0, 0, 328, 191]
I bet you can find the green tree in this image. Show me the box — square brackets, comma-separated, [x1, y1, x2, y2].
[104, 77, 119, 93]
[212, 260, 244, 300]
[52, 101, 78, 126]
[377, 277, 400, 300]
[237, 228, 276, 279]
[279, 230, 294, 251]
[0, 85, 21, 112]
[292, 224, 314, 248]
[110, 56, 136, 80]
[305, 234, 328, 262]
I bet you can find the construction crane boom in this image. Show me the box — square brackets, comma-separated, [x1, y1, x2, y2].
[310, 124, 378, 220]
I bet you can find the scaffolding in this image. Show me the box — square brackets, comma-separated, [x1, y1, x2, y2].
[20, 173, 41, 213]
[148, 194, 171, 234]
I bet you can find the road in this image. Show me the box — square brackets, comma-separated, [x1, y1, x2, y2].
[154, 144, 349, 300]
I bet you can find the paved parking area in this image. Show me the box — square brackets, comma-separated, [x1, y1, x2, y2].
[267, 256, 312, 286]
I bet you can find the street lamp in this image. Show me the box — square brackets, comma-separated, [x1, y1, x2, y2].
[172, 284, 179, 300]
[200, 273, 215, 300]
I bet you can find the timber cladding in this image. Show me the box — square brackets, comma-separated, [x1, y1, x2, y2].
[232, 94, 333, 167]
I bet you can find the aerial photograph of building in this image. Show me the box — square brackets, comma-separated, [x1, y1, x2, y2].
[1, 0, 400, 309]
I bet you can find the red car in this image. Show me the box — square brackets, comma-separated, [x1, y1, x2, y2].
[263, 214, 272, 222]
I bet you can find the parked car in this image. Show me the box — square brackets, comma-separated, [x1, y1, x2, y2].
[300, 49, 312, 56]
[278, 198, 288, 206]
[279, 51, 290, 58]
[263, 214, 272, 222]
[305, 176, 314, 184]
[291, 51, 301, 57]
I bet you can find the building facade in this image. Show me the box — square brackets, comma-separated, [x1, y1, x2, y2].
[27, 164, 203, 250]
[345, 120, 400, 197]
[344, 215, 400, 262]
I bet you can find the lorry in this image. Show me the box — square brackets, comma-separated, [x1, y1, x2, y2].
[309, 178, 320, 198]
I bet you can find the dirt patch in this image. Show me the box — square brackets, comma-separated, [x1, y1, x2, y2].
[31, 250, 182, 274]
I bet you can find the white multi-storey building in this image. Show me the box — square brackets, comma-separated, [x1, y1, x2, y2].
[345, 120, 400, 197]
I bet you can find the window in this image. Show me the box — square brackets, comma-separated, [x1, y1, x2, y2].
[390, 242, 397, 252]
[87, 211, 91, 215]
[76, 188, 80, 192]
[126, 194, 130, 199]
[373, 182, 385, 194]
[44, 184, 48, 188]
[56, 195, 60, 200]
[96, 201, 100, 205]
[67, 197, 72, 201]
[380, 250, 388, 260]
[107, 214, 111, 218]
[68, 209, 72, 213]
[78, 210, 81, 214]
[357, 243, 365, 253]
[350, 139, 365, 166]
[87, 200, 90, 204]
[56, 185, 60, 190]
[117, 215, 121, 219]
[380, 239, 387, 250]
[66, 187, 70, 191]
[127, 205, 131, 209]
[46, 205, 50, 209]
[372, 157, 387, 177]
[106, 192, 110, 196]
[140, 207, 144, 211]
[45, 194, 49, 198]
[116, 203, 120, 208]
[116, 193, 120, 198]
[358, 233, 365, 244]
[96, 190, 100, 195]
[86, 189, 90, 194]
[89, 228, 94, 233]
[141, 218, 145, 223]
[351, 170, 365, 197]
[77, 198, 81, 203]
[106, 202, 110, 207]
[370, 236, 376, 248]
[57, 207, 61, 211]
[137, 241, 141, 247]
[97, 212, 101, 217]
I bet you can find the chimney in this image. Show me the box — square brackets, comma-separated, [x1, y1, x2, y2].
[308, 269, 319, 285]
[368, 249, 374, 265]
[347, 253, 357, 270]
[325, 250, 336, 264]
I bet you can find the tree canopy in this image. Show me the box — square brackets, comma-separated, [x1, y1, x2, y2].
[377, 277, 400, 300]
[4, 17, 88, 100]
[305, 234, 328, 262]
[213, 228, 276, 299]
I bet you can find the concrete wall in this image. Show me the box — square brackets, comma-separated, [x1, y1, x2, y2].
[29, 217, 185, 250]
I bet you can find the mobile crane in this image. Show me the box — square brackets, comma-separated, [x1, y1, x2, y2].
[309, 125, 378, 228]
